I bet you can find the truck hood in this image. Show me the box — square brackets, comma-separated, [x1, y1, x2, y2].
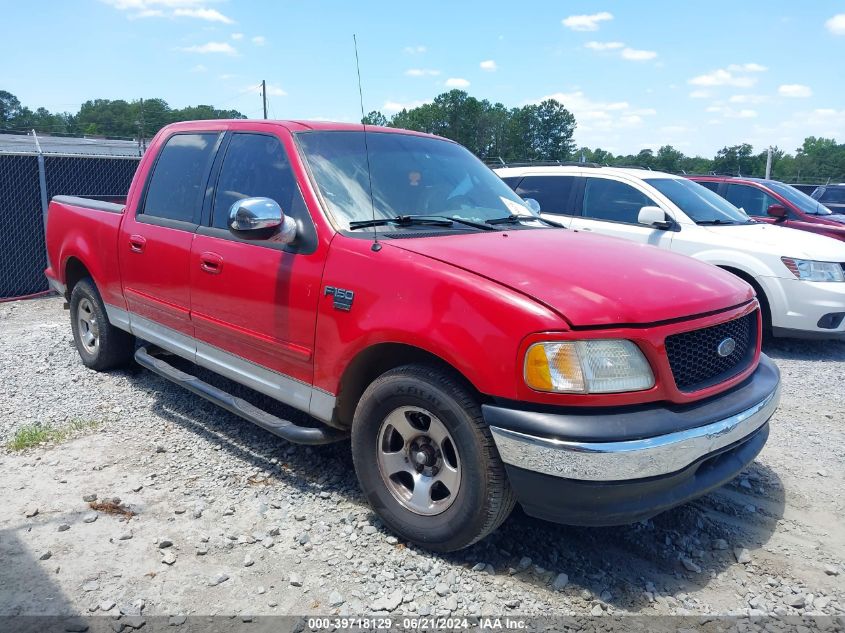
[701, 223, 845, 260]
[387, 229, 753, 328]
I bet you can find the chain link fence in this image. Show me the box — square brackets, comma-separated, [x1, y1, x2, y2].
[0, 134, 141, 300]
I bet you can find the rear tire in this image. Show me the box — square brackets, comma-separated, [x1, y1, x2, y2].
[69, 278, 134, 371]
[351, 364, 515, 552]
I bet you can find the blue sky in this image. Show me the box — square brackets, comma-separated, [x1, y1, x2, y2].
[2, 0, 844, 155]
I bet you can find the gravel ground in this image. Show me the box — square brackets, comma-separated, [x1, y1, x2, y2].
[1, 296, 844, 622]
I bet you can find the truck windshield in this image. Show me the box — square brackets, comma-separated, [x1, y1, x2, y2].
[645, 177, 752, 225]
[766, 181, 832, 215]
[296, 130, 532, 231]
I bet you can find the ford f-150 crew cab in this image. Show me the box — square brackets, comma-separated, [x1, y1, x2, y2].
[45, 120, 781, 552]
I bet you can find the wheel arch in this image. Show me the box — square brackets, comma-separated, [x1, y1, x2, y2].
[717, 265, 772, 331]
[64, 256, 93, 299]
[332, 342, 483, 430]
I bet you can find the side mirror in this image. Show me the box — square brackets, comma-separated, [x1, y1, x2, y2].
[638, 205, 672, 229]
[522, 198, 541, 216]
[228, 197, 296, 244]
[767, 203, 788, 220]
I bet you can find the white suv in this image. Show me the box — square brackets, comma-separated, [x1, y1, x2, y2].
[495, 165, 845, 339]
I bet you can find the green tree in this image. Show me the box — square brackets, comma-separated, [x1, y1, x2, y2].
[361, 111, 388, 126]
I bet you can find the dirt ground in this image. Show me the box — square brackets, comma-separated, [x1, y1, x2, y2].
[1, 296, 843, 626]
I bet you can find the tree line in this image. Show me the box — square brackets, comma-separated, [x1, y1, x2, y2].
[3, 87, 843, 183]
[0, 90, 245, 140]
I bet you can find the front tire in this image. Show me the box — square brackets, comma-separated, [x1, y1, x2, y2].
[69, 278, 134, 371]
[351, 364, 515, 552]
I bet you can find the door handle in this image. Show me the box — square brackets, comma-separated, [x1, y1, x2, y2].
[199, 251, 223, 274]
[128, 234, 146, 253]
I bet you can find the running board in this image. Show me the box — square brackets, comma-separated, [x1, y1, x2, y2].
[135, 346, 348, 445]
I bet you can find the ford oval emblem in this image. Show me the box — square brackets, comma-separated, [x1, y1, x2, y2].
[717, 337, 737, 357]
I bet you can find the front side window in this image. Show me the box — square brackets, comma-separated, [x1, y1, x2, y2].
[296, 131, 531, 231]
[143, 133, 218, 223]
[582, 177, 655, 224]
[212, 133, 307, 230]
[724, 184, 778, 217]
[515, 176, 577, 215]
[646, 178, 750, 224]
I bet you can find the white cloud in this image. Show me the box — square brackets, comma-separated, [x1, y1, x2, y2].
[231, 32, 244, 40]
[528, 90, 656, 134]
[173, 8, 233, 23]
[728, 94, 769, 104]
[584, 41, 624, 51]
[479, 60, 497, 71]
[706, 104, 758, 119]
[688, 67, 759, 88]
[778, 84, 813, 98]
[103, 0, 234, 22]
[405, 68, 440, 77]
[689, 89, 711, 99]
[190, 64, 207, 72]
[825, 14, 845, 35]
[383, 99, 430, 114]
[264, 83, 287, 97]
[251, 35, 266, 46]
[727, 63, 767, 73]
[127, 8, 164, 18]
[562, 11, 613, 31]
[403, 45, 427, 54]
[180, 41, 237, 55]
[218, 73, 236, 80]
[445, 77, 470, 88]
[621, 47, 657, 61]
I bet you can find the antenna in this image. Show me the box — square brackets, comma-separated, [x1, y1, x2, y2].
[353, 34, 381, 252]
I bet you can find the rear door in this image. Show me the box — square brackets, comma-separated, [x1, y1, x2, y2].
[119, 131, 221, 355]
[189, 130, 324, 411]
[569, 175, 675, 248]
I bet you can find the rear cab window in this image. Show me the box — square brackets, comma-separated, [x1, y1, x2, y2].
[141, 133, 219, 225]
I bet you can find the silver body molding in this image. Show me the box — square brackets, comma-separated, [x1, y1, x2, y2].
[489, 384, 780, 482]
[103, 305, 336, 423]
[47, 276, 67, 296]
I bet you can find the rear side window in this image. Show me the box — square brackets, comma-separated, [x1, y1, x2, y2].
[819, 188, 845, 204]
[211, 133, 307, 230]
[582, 178, 654, 223]
[142, 133, 218, 223]
[499, 176, 522, 189]
[515, 176, 577, 215]
[724, 184, 778, 217]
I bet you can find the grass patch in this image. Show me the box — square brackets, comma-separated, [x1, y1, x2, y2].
[6, 419, 102, 451]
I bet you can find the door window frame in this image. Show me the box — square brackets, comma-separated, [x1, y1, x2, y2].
[576, 175, 662, 227]
[196, 130, 318, 255]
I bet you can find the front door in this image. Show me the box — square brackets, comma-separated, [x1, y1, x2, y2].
[189, 131, 324, 410]
[569, 176, 675, 248]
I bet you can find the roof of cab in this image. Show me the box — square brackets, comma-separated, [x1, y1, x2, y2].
[159, 119, 448, 141]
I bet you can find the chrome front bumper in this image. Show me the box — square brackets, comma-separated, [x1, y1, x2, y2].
[489, 382, 780, 482]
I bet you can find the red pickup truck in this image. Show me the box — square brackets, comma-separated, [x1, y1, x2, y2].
[45, 120, 780, 551]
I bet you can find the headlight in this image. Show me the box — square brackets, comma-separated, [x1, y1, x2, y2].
[524, 339, 655, 394]
[781, 257, 845, 282]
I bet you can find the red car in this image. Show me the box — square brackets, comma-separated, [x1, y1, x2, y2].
[45, 120, 779, 551]
[688, 175, 845, 242]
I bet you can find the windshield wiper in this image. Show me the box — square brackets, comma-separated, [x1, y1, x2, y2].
[349, 215, 454, 230]
[696, 219, 744, 226]
[486, 214, 566, 228]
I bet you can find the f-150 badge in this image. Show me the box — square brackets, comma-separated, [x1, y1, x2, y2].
[324, 286, 354, 311]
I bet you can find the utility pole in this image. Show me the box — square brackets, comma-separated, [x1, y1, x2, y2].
[765, 146, 773, 179]
[261, 80, 267, 119]
[137, 97, 146, 155]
